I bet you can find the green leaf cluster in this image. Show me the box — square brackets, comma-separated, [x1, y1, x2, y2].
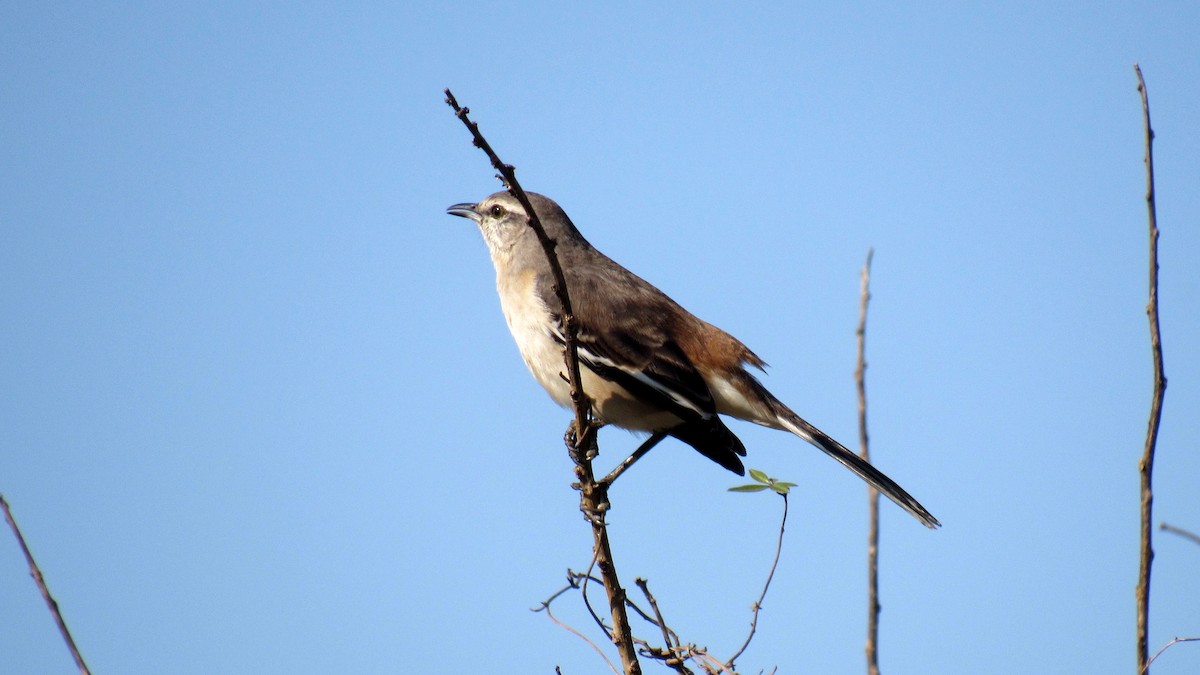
[728, 469, 797, 496]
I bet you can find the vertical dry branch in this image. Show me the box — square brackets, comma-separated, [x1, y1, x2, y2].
[444, 89, 641, 675]
[1133, 64, 1165, 675]
[1, 495, 92, 675]
[855, 249, 881, 675]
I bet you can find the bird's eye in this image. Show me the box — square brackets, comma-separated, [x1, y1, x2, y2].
[489, 204, 506, 218]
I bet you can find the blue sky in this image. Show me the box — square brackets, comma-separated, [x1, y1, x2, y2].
[3, 2, 1198, 673]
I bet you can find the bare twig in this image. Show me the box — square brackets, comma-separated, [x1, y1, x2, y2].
[542, 599, 621, 675]
[691, 648, 738, 675]
[1141, 637, 1200, 674]
[1, 494, 92, 675]
[601, 432, 668, 486]
[634, 578, 693, 674]
[579, 550, 612, 637]
[445, 89, 641, 674]
[634, 578, 676, 652]
[1133, 64, 1166, 675]
[856, 248, 881, 675]
[536, 568, 664, 640]
[570, 435, 643, 672]
[726, 493, 789, 668]
[539, 570, 705, 672]
[1159, 523, 1200, 547]
[443, 89, 590, 436]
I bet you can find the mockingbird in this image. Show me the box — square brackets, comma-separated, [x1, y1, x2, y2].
[448, 191, 939, 528]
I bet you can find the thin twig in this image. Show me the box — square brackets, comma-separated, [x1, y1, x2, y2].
[633, 579, 673, 650]
[445, 89, 642, 674]
[532, 568, 605, 614]
[601, 432, 668, 486]
[633, 578, 692, 674]
[1141, 637, 1200, 674]
[580, 549, 612, 638]
[1159, 523, 1200, 547]
[691, 648, 738, 675]
[1133, 64, 1166, 675]
[571, 437, 643, 672]
[540, 570, 706, 673]
[622, 589, 668, 631]
[536, 569, 661, 642]
[856, 248, 881, 675]
[542, 599, 621, 675]
[726, 493, 789, 668]
[443, 89, 590, 436]
[1, 494, 92, 675]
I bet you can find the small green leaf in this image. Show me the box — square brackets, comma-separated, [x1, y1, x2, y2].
[735, 469, 798, 496]
[728, 484, 771, 493]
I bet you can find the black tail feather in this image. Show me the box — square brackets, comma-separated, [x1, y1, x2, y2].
[669, 417, 747, 475]
[775, 406, 940, 528]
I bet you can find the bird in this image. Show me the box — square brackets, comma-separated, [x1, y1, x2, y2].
[447, 191, 939, 528]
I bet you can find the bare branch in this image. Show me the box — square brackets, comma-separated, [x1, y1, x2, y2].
[1132, 64, 1166, 675]
[580, 551, 613, 638]
[445, 89, 642, 674]
[1, 494, 92, 675]
[1160, 523, 1200, 547]
[443, 89, 590, 435]
[541, 599, 621, 675]
[856, 248, 882, 675]
[1142, 637, 1200, 674]
[601, 432, 668, 486]
[634, 578, 693, 675]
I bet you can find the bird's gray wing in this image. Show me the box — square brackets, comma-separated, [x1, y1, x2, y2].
[541, 253, 749, 473]
[543, 256, 718, 421]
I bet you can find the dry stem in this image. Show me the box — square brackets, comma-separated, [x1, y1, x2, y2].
[1132, 64, 1165, 675]
[445, 88, 641, 674]
[1, 494, 92, 675]
[856, 248, 881, 675]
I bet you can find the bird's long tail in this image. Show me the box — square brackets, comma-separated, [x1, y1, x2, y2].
[773, 404, 940, 528]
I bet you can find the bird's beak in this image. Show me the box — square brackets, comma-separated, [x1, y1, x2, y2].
[446, 202, 481, 223]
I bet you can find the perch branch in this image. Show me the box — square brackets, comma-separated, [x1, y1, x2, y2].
[601, 432, 668, 486]
[445, 89, 641, 674]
